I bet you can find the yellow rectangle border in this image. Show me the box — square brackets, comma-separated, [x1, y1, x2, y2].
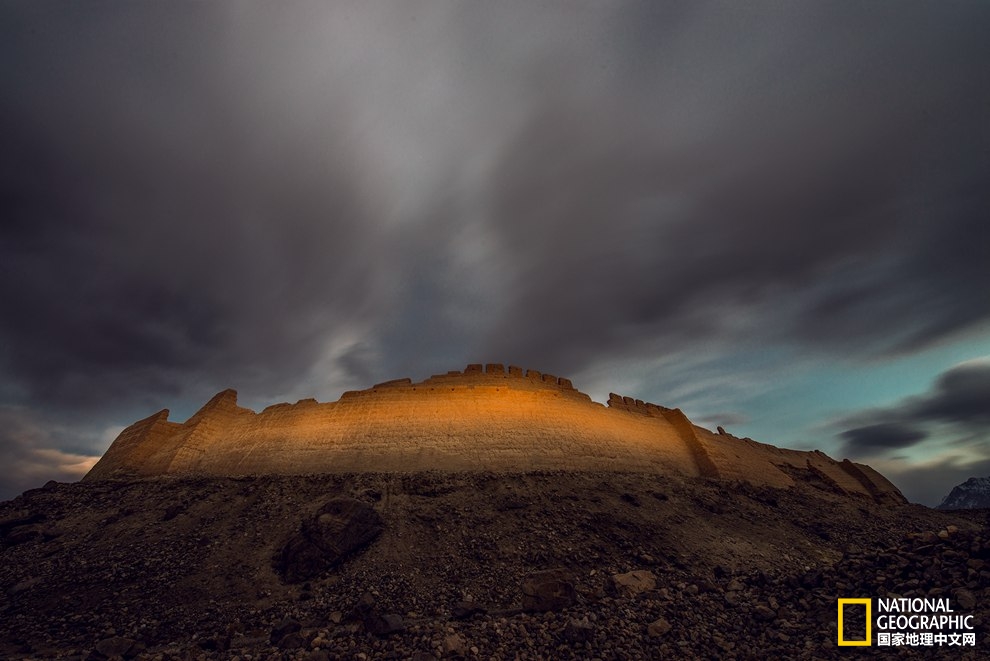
[837, 598, 872, 646]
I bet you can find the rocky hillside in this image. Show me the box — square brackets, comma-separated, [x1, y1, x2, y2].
[939, 477, 990, 510]
[1, 471, 987, 659]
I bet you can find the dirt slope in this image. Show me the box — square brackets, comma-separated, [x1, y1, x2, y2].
[2, 471, 986, 659]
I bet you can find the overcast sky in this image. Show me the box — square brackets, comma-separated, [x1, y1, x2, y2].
[1, 1, 987, 505]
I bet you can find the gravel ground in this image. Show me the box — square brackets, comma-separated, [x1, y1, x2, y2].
[1, 471, 986, 659]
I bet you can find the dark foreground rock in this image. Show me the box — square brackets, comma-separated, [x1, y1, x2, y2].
[0, 471, 987, 659]
[276, 497, 384, 582]
[521, 568, 577, 612]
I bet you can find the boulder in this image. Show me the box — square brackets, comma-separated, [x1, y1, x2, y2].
[521, 568, 577, 612]
[277, 498, 383, 582]
[365, 613, 405, 636]
[276, 632, 306, 650]
[352, 591, 376, 617]
[451, 601, 486, 620]
[607, 570, 656, 598]
[351, 592, 404, 636]
[94, 636, 136, 659]
[270, 616, 302, 645]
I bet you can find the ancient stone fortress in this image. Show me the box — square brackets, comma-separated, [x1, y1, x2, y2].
[85, 363, 904, 503]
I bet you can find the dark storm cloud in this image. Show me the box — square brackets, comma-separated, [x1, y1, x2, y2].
[479, 3, 990, 371]
[0, 2, 988, 496]
[911, 361, 990, 425]
[0, 3, 387, 412]
[839, 423, 928, 452]
[837, 360, 990, 457]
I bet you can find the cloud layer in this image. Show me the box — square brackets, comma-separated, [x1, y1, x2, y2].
[836, 359, 990, 503]
[0, 407, 101, 497]
[839, 359, 990, 453]
[1, 2, 988, 499]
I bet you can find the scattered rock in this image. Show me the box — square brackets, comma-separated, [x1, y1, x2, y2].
[7, 576, 42, 596]
[94, 636, 135, 659]
[276, 632, 306, 650]
[0, 471, 984, 660]
[954, 588, 976, 610]
[4, 527, 41, 547]
[799, 569, 822, 589]
[0, 512, 43, 536]
[443, 633, 466, 656]
[754, 604, 777, 621]
[564, 616, 594, 642]
[270, 616, 301, 645]
[497, 496, 529, 511]
[620, 493, 641, 507]
[364, 612, 405, 636]
[352, 591, 376, 617]
[451, 600, 486, 620]
[197, 634, 230, 651]
[647, 617, 672, 638]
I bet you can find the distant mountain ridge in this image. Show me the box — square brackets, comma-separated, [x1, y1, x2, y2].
[938, 477, 990, 509]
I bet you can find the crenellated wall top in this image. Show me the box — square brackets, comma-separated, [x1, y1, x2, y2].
[341, 363, 586, 400]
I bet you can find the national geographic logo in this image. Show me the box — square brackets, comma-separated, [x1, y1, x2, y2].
[837, 599, 872, 646]
[838, 597, 976, 647]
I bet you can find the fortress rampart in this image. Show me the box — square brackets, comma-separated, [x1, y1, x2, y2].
[84, 364, 905, 503]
